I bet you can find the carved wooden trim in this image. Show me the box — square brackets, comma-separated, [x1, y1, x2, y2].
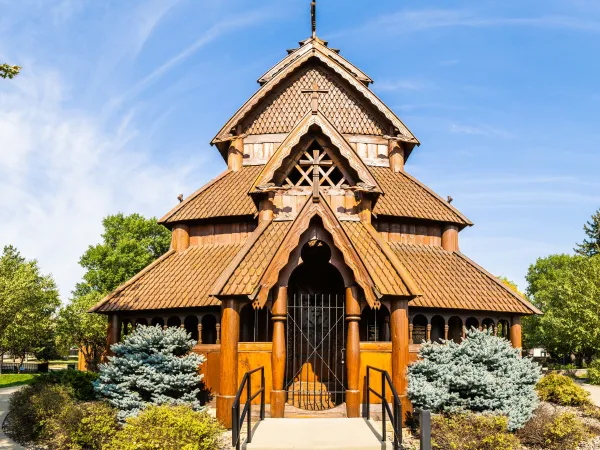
[253, 194, 379, 309]
[250, 111, 380, 194]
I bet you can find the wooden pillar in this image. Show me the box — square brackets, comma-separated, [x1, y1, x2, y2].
[216, 299, 240, 428]
[462, 326, 466, 339]
[510, 316, 522, 355]
[441, 225, 459, 252]
[444, 325, 449, 341]
[197, 323, 203, 344]
[216, 323, 221, 344]
[391, 298, 410, 414]
[358, 195, 372, 224]
[106, 314, 120, 354]
[409, 323, 414, 344]
[171, 224, 190, 252]
[493, 324, 498, 336]
[389, 141, 405, 173]
[259, 194, 274, 223]
[345, 286, 361, 418]
[426, 323, 431, 342]
[227, 134, 244, 172]
[271, 286, 287, 418]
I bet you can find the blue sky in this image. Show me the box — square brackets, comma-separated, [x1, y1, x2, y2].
[1, 0, 599, 299]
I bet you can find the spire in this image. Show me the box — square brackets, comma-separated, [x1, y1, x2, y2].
[311, 0, 317, 38]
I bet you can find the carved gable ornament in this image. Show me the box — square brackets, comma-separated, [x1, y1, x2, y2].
[250, 111, 381, 195]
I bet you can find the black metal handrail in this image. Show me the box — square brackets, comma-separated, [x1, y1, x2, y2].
[232, 366, 265, 450]
[364, 366, 402, 450]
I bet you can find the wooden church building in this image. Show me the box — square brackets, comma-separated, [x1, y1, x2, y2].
[91, 4, 541, 427]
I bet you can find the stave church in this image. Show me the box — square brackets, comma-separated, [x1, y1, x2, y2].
[91, 2, 540, 427]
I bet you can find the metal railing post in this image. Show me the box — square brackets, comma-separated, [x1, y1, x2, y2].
[420, 409, 431, 450]
[365, 368, 370, 419]
[246, 380, 252, 443]
[260, 367, 266, 420]
[381, 371, 386, 441]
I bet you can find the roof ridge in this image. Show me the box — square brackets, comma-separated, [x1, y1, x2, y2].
[361, 222, 422, 297]
[454, 251, 542, 315]
[399, 170, 473, 226]
[212, 47, 418, 145]
[89, 248, 177, 313]
[158, 169, 232, 224]
[257, 39, 373, 85]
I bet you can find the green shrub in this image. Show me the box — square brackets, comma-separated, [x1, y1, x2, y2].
[4, 383, 74, 445]
[536, 373, 590, 406]
[44, 401, 119, 449]
[32, 369, 98, 401]
[95, 325, 206, 420]
[104, 404, 224, 450]
[408, 329, 541, 430]
[431, 413, 520, 450]
[588, 359, 600, 385]
[517, 405, 590, 450]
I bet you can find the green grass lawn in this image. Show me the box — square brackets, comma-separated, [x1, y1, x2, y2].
[0, 374, 37, 388]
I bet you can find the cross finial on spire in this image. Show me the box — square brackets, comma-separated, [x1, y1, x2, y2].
[311, 0, 317, 38]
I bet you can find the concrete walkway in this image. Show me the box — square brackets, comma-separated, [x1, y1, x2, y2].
[582, 383, 600, 407]
[243, 418, 393, 450]
[0, 386, 25, 450]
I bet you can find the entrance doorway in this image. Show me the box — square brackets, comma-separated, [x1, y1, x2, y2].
[285, 239, 346, 410]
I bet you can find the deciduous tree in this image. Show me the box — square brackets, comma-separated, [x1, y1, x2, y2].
[0, 246, 60, 370]
[0, 64, 20, 79]
[57, 213, 171, 371]
[526, 254, 600, 363]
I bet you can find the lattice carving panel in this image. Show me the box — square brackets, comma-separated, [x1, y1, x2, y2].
[242, 64, 387, 136]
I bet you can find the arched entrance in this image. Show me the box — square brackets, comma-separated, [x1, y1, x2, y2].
[285, 239, 346, 411]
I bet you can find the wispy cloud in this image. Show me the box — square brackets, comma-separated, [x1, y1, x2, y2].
[109, 9, 276, 111]
[0, 66, 200, 299]
[449, 123, 512, 139]
[373, 79, 429, 92]
[332, 9, 600, 37]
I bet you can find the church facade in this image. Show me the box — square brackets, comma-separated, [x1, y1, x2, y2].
[91, 15, 540, 427]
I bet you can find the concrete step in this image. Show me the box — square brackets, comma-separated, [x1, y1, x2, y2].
[243, 418, 394, 450]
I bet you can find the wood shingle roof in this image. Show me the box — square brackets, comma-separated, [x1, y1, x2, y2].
[370, 167, 472, 227]
[90, 243, 244, 312]
[159, 166, 261, 225]
[388, 243, 541, 314]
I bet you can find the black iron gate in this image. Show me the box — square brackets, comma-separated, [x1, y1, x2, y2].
[285, 293, 346, 410]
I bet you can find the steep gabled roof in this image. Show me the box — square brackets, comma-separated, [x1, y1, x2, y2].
[159, 166, 261, 225]
[370, 167, 472, 227]
[389, 243, 541, 315]
[252, 195, 421, 309]
[258, 36, 373, 85]
[212, 46, 418, 146]
[250, 111, 381, 194]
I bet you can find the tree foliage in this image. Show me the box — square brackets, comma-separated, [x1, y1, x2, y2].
[525, 254, 600, 362]
[56, 293, 107, 372]
[57, 213, 171, 369]
[575, 208, 600, 257]
[0, 63, 20, 79]
[0, 246, 60, 367]
[94, 325, 205, 420]
[74, 213, 171, 297]
[408, 329, 541, 431]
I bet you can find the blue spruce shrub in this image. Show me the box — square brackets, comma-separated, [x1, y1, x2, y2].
[94, 325, 206, 420]
[408, 328, 541, 431]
